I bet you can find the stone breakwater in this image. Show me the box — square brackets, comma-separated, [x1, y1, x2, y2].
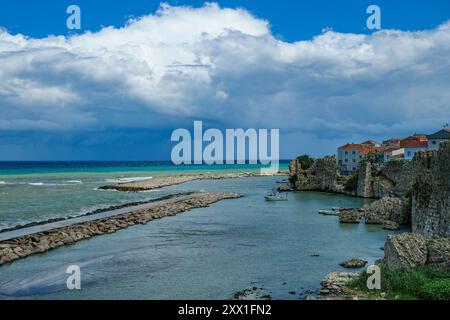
[0, 193, 191, 234]
[0, 192, 241, 266]
[99, 172, 287, 192]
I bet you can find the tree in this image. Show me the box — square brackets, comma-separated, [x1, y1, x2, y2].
[296, 154, 314, 170]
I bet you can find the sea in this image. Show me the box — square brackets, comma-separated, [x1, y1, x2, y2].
[0, 161, 404, 299]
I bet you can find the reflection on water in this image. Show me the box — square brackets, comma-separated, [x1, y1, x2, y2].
[0, 177, 405, 300]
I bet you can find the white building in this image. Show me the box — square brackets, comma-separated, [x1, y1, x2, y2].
[383, 148, 405, 162]
[337, 144, 368, 174]
[427, 126, 450, 150]
[403, 141, 428, 160]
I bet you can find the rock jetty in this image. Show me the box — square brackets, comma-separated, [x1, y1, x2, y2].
[99, 172, 287, 192]
[0, 192, 241, 266]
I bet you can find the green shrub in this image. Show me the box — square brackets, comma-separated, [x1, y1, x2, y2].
[349, 264, 450, 300]
[419, 279, 450, 300]
[296, 154, 314, 170]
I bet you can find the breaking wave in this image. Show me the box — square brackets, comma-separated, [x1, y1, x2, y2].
[105, 176, 154, 183]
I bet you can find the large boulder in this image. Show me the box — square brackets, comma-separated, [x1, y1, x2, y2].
[426, 237, 450, 270]
[365, 197, 409, 225]
[339, 209, 363, 224]
[383, 220, 400, 231]
[383, 233, 450, 270]
[384, 233, 428, 269]
[340, 258, 368, 269]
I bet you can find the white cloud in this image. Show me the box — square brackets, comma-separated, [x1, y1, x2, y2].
[0, 2, 449, 143]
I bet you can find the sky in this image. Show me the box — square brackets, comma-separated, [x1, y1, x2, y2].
[0, 0, 449, 160]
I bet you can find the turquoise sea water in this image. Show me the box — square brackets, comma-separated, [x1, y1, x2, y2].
[0, 167, 405, 300]
[0, 162, 288, 230]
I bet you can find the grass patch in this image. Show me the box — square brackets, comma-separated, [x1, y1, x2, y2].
[349, 264, 450, 300]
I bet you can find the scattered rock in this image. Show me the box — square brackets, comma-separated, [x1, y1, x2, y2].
[234, 287, 271, 300]
[383, 220, 400, 231]
[339, 209, 362, 224]
[320, 272, 358, 296]
[339, 258, 368, 269]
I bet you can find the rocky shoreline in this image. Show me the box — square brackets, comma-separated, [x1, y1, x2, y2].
[290, 142, 450, 271]
[0, 192, 241, 266]
[288, 142, 450, 300]
[99, 172, 288, 192]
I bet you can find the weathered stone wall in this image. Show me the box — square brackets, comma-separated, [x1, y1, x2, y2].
[291, 142, 449, 238]
[364, 197, 409, 225]
[357, 162, 373, 198]
[356, 160, 406, 198]
[289, 157, 345, 193]
[380, 161, 414, 196]
[411, 142, 450, 237]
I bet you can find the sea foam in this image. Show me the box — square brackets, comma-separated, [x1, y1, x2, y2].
[105, 176, 154, 183]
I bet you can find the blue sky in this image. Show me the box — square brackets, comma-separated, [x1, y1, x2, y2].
[0, 1, 449, 160]
[1, 0, 449, 40]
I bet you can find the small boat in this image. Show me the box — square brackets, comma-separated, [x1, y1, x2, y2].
[265, 192, 288, 201]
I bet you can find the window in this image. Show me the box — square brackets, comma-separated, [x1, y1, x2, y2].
[338, 160, 342, 164]
[345, 151, 348, 155]
[352, 159, 356, 163]
[345, 159, 348, 163]
[352, 151, 356, 155]
[407, 151, 411, 156]
[432, 141, 436, 145]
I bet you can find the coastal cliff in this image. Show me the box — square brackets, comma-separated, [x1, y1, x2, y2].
[411, 143, 450, 237]
[289, 156, 347, 193]
[290, 142, 450, 272]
